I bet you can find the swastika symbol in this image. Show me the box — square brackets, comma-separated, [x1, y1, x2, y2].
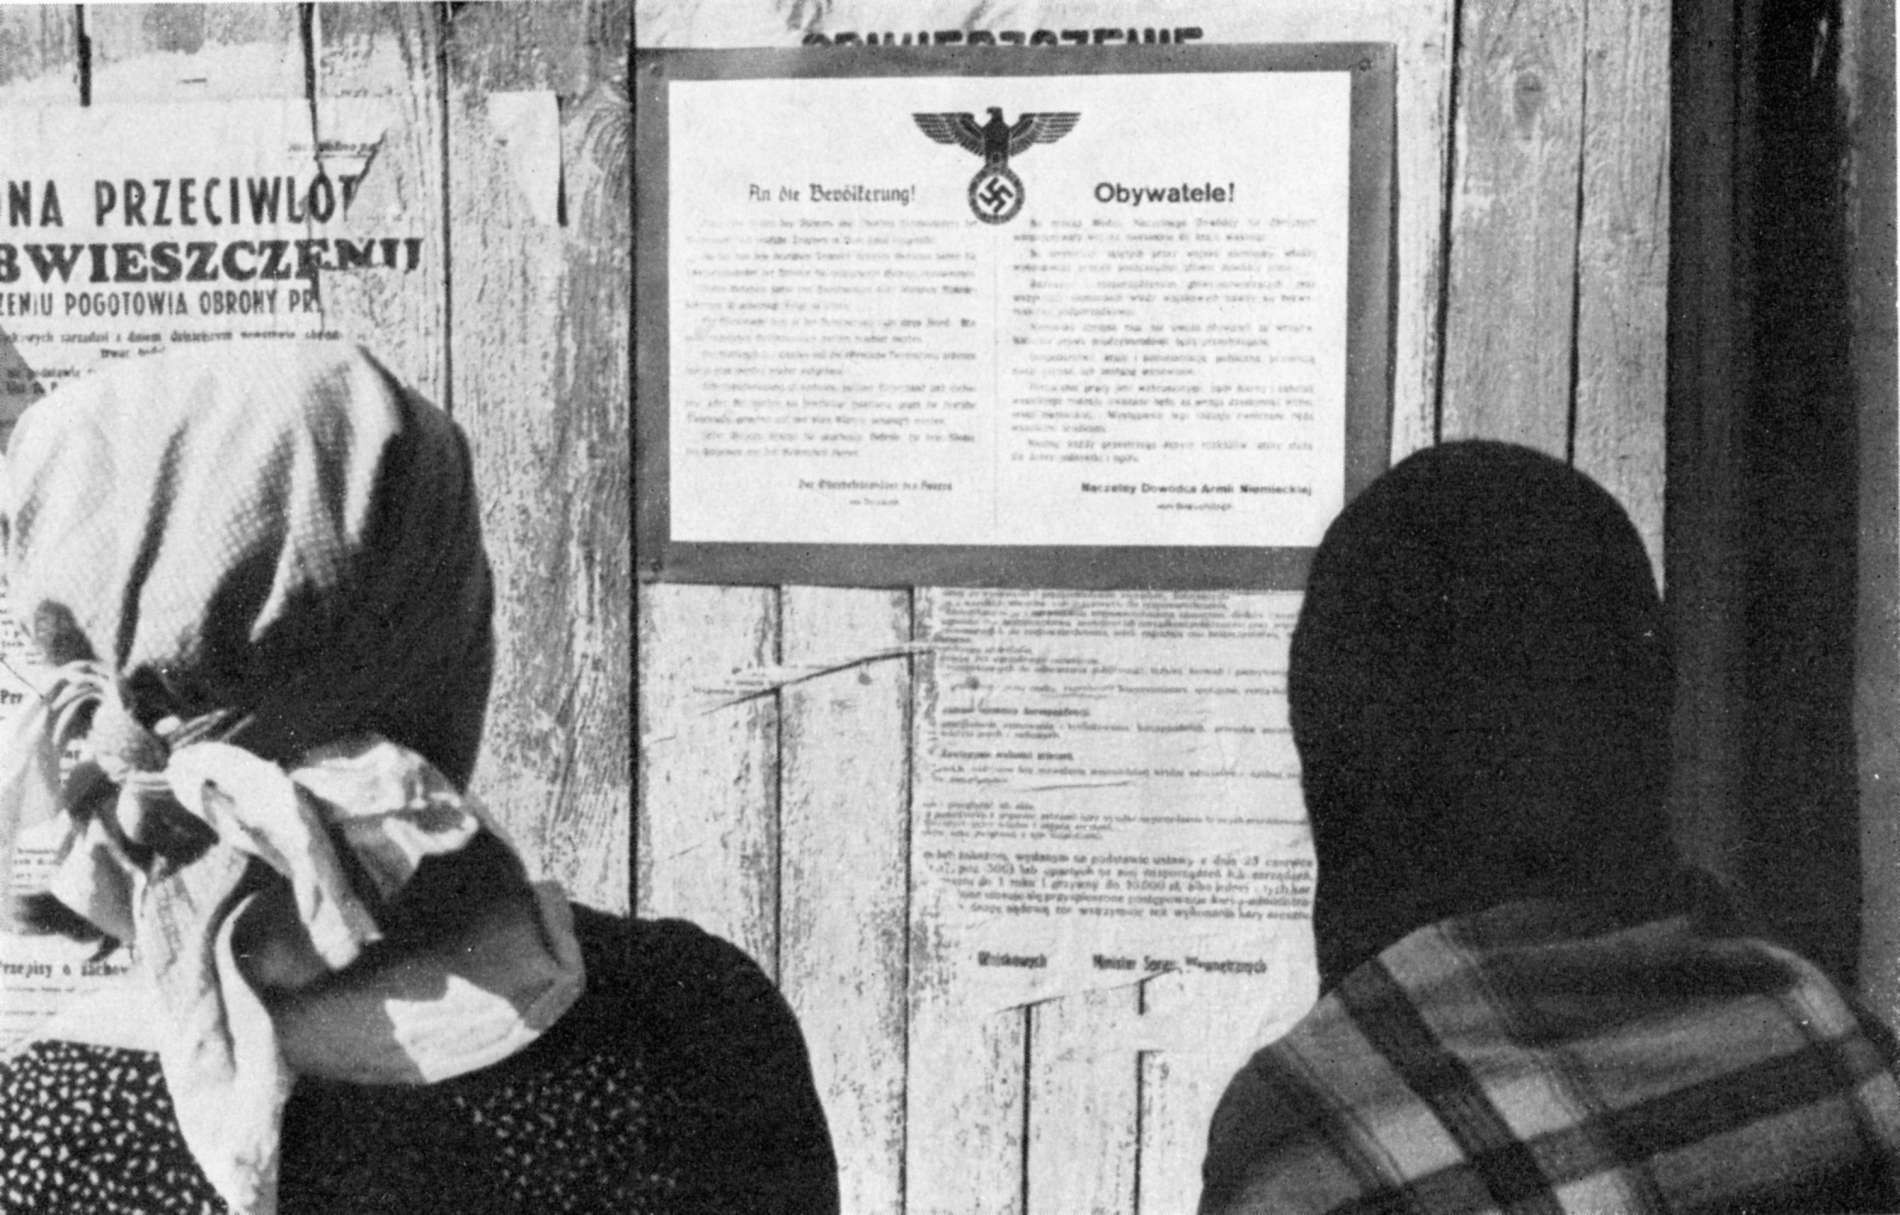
[977, 177, 1016, 213]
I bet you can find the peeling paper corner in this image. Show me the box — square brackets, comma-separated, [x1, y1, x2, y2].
[487, 91, 562, 226]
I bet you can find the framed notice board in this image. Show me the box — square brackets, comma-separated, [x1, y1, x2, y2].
[635, 43, 1394, 588]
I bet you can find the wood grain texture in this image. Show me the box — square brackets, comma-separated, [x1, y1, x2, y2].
[1131, 934, 1319, 1213]
[778, 586, 912, 1215]
[1135, 1046, 1243, 1215]
[1572, 0, 1670, 579]
[312, 3, 451, 402]
[1025, 988, 1140, 1215]
[1439, 0, 1587, 452]
[636, 583, 781, 964]
[904, 585, 1027, 1212]
[905, 965, 1029, 1215]
[84, 3, 303, 100]
[0, 6, 75, 99]
[447, 0, 632, 912]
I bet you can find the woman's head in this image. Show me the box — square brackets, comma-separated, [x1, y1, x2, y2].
[2, 342, 493, 785]
[1289, 441, 1676, 984]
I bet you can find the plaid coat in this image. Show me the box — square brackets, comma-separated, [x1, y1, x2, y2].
[1200, 895, 1900, 1214]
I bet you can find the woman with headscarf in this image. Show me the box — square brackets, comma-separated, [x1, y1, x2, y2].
[0, 343, 839, 1214]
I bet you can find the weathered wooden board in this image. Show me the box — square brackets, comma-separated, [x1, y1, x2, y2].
[447, 0, 632, 912]
[1439, 0, 1587, 455]
[779, 586, 914, 1214]
[0, 5, 75, 101]
[312, 3, 451, 403]
[84, 4, 304, 100]
[1572, 0, 1671, 578]
[636, 584, 782, 962]
[1025, 987, 1141, 1214]
[905, 940, 1029, 1215]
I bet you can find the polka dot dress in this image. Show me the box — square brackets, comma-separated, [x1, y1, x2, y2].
[1, 1042, 213, 1214]
[0, 910, 839, 1214]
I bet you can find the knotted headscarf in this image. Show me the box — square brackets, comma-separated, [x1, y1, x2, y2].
[0, 343, 583, 1214]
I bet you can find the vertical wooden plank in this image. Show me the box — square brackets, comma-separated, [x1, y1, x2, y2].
[1025, 989, 1139, 1215]
[906, 936, 1027, 1215]
[84, 3, 303, 99]
[0, 5, 77, 101]
[447, 0, 632, 912]
[1136, 1047, 1247, 1215]
[1385, 0, 1459, 463]
[1572, 0, 1670, 579]
[779, 586, 911, 1215]
[312, 3, 451, 401]
[636, 584, 780, 965]
[1439, 0, 1587, 451]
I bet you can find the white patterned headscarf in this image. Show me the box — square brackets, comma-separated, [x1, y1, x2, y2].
[0, 343, 582, 1214]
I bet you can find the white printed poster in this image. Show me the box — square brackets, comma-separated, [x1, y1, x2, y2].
[0, 99, 417, 442]
[912, 588, 1317, 1014]
[668, 71, 1350, 547]
[637, 43, 1393, 586]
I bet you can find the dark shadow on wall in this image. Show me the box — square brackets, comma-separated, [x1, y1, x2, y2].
[1670, 0, 1861, 984]
[1740, 0, 1859, 983]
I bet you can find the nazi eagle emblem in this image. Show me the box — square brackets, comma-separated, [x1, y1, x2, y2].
[913, 107, 1081, 224]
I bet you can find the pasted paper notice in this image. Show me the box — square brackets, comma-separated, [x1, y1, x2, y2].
[0, 99, 408, 443]
[0, 592, 144, 1057]
[913, 588, 1317, 1016]
[667, 70, 1351, 549]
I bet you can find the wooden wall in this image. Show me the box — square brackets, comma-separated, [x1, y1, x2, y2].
[0, 1, 633, 914]
[637, 1, 1670, 1211]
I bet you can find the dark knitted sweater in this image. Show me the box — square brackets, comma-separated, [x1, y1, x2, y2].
[0, 908, 839, 1214]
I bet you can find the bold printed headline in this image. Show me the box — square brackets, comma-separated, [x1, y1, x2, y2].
[0, 175, 425, 287]
[803, 25, 1205, 46]
[758, 181, 1238, 207]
